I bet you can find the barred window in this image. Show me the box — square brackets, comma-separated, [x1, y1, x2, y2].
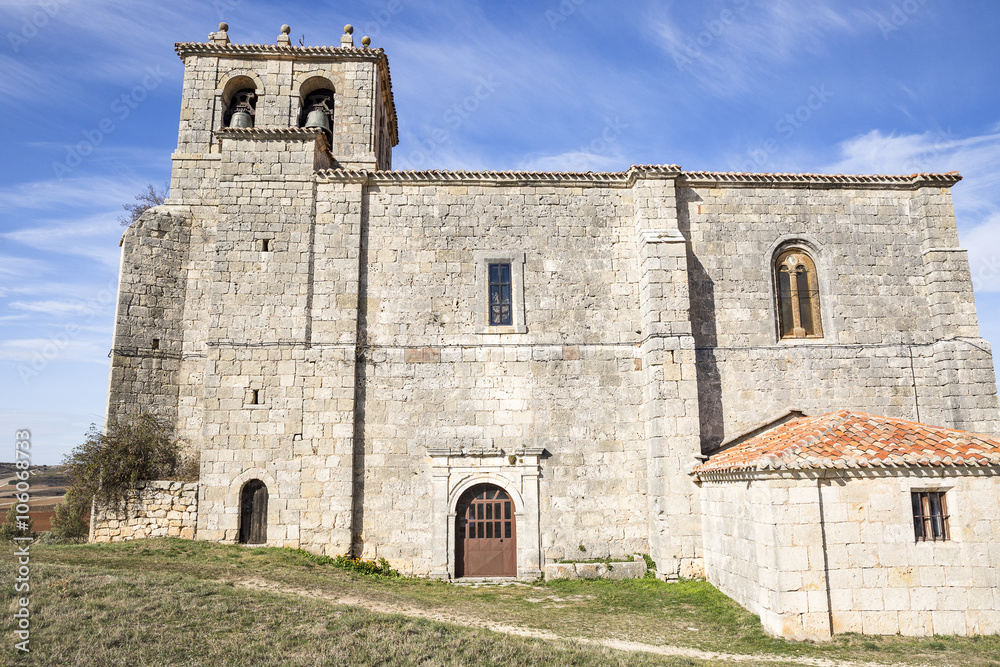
[489, 263, 512, 326]
[912, 491, 949, 542]
[775, 249, 823, 339]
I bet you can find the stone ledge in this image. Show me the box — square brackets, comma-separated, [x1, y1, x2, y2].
[544, 557, 647, 581]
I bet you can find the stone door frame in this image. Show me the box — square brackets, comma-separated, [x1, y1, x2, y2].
[427, 447, 543, 580]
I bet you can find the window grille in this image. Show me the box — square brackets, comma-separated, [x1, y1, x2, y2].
[912, 491, 949, 542]
[489, 263, 512, 326]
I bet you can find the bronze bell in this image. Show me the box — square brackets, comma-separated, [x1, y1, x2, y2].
[304, 108, 330, 133]
[229, 110, 253, 128]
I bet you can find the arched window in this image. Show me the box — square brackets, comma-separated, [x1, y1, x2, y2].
[221, 75, 259, 128]
[775, 248, 823, 339]
[297, 78, 336, 137]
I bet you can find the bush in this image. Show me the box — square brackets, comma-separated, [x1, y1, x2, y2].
[64, 414, 194, 513]
[333, 554, 400, 578]
[0, 504, 34, 543]
[50, 488, 91, 541]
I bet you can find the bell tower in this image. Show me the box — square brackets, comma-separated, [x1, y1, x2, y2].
[169, 22, 398, 201]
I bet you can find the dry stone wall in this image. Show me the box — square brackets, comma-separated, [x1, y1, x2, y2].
[91, 481, 199, 542]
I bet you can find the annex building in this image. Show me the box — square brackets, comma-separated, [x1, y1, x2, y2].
[96, 23, 1000, 640]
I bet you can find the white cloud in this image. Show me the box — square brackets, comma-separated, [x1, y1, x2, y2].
[517, 151, 628, 173]
[0, 336, 109, 364]
[0, 254, 48, 278]
[2, 213, 122, 268]
[823, 129, 1000, 293]
[9, 299, 98, 315]
[965, 213, 1000, 293]
[0, 175, 141, 212]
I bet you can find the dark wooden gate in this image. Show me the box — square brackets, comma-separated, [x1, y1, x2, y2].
[456, 484, 516, 577]
[239, 480, 268, 545]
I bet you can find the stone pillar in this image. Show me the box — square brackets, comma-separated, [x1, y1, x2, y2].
[916, 185, 1000, 434]
[632, 169, 704, 579]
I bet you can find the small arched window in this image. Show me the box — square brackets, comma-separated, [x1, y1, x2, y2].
[775, 248, 823, 339]
[299, 89, 335, 137]
[220, 75, 259, 129]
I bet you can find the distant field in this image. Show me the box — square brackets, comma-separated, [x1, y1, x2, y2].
[0, 463, 69, 531]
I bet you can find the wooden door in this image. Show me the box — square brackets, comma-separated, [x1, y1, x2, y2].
[239, 480, 268, 544]
[456, 485, 515, 577]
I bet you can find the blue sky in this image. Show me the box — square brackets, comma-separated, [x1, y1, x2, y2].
[2, 0, 998, 463]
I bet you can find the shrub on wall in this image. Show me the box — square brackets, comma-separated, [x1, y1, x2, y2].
[63, 414, 197, 514]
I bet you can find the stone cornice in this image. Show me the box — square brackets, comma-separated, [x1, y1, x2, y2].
[678, 170, 962, 189]
[175, 41, 385, 60]
[314, 166, 962, 190]
[694, 465, 1000, 484]
[215, 127, 322, 141]
[316, 164, 683, 188]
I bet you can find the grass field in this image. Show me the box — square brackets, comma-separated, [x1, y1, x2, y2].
[0, 539, 998, 666]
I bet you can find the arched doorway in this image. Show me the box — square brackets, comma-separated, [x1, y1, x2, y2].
[455, 484, 516, 577]
[239, 480, 268, 544]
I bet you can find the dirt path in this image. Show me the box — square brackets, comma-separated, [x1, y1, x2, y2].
[235, 578, 899, 667]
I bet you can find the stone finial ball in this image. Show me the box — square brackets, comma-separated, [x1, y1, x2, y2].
[344, 24, 354, 34]
[281, 25, 291, 35]
[218, 22, 229, 32]
[361, 36, 371, 46]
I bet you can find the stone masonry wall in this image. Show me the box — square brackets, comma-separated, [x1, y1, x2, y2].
[699, 475, 807, 638]
[819, 471, 1000, 637]
[107, 209, 191, 424]
[700, 470, 1000, 640]
[680, 182, 1000, 452]
[353, 178, 653, 573]
[91, 481, 199, 542]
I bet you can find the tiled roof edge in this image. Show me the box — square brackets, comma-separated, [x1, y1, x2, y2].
[691, 411, 1000, 475]
[316, 165, 682, 186]
[314, 167, 963, 188]
[678, 171, 963, 188]
[175, 42, 385, 59]
[694, 463, 1000, 482]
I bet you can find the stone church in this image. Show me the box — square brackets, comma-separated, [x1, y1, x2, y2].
[98, 23, 1000, 640]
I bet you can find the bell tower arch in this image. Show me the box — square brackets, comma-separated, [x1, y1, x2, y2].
[170, 22, 398, 201]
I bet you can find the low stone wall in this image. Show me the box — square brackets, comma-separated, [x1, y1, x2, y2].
[90, 481, 199, 542]
[545, 556, 647, 581]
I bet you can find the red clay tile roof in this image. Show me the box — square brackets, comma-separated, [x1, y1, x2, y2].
[692, 411, 1000, 474]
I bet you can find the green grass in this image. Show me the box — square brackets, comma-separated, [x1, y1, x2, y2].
[0, 539, 998, 666]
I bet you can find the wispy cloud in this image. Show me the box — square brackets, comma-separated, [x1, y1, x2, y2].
[823, 128, 1000, 292]
[9, 299, 99, 315]
[3, 214, 122, 267]
[0, 337, 108, 364]
[822, 129, 1000, 213]
[965, 212, 1000, 293]
[0, 175, 141, 211]
[517, 151, 628, 173]
[646, 0, 861, 97]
